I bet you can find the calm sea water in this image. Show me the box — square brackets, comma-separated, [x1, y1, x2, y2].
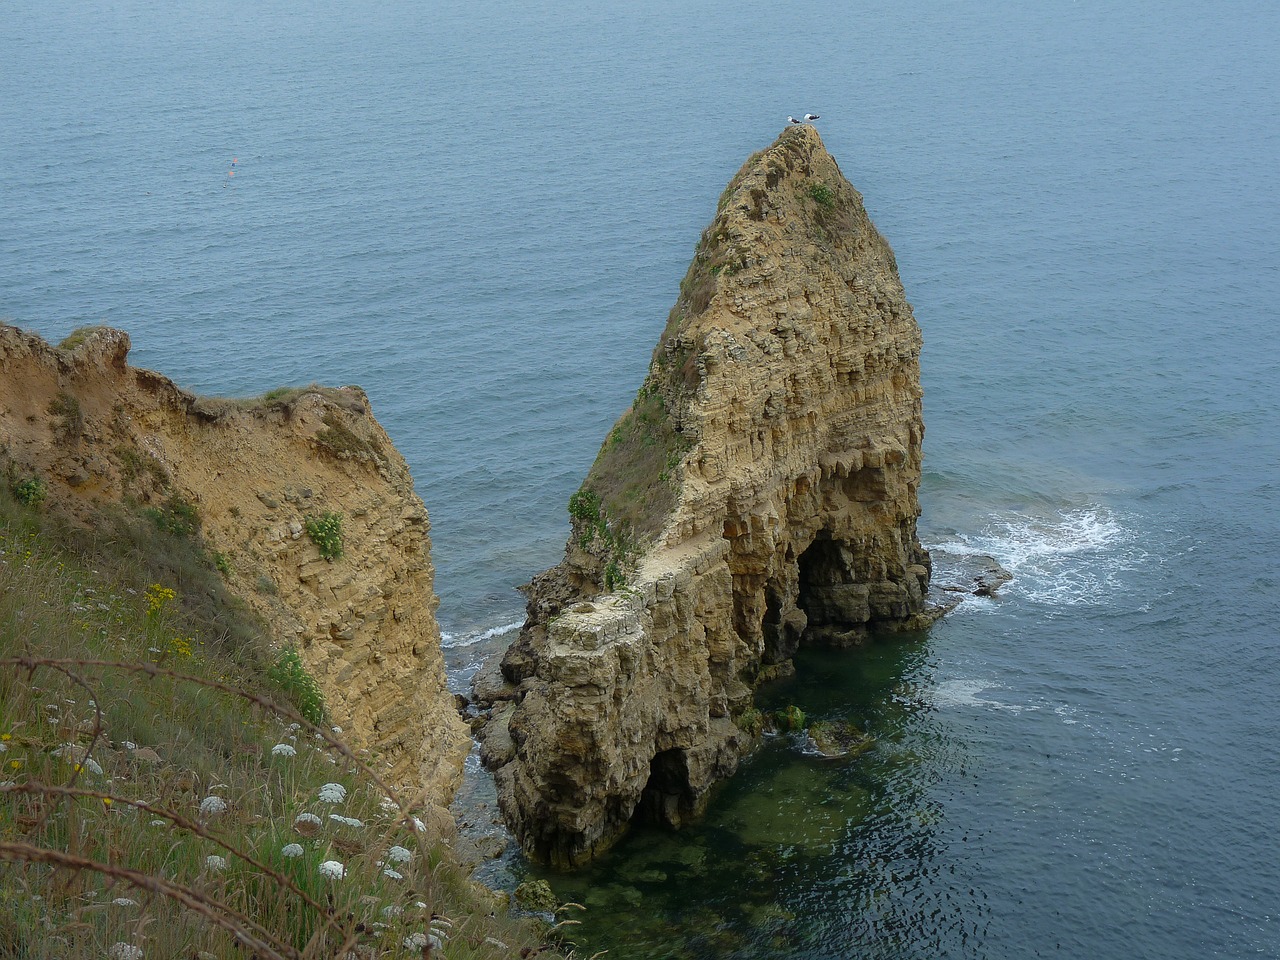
[4, 1, 1278, 956]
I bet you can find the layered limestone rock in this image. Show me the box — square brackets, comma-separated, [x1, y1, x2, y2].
[481, 125, 938, 867]
[0, 325, 470, 812]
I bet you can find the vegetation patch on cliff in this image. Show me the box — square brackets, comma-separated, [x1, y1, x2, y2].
[578, 375, 692, 549]
[0, 486, 562, 960]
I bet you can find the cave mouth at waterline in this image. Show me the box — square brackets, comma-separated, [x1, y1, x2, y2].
[796, 535, 872, 648]
[635, 748, 699, 829]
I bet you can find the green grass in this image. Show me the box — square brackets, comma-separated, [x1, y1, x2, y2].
[56, 326, 114, 351]
[0, 488, 568, 960]
[578, 379, 692, 549]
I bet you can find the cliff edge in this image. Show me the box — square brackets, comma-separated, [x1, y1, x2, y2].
[0, 325, 470, 814]
[480, 125, 938, 866]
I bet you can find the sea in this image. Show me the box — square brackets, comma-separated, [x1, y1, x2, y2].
[3, 1, 1278, 956]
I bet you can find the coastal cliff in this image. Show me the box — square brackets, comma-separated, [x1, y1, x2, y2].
[479, 125, 937, 867]
[0, 325, 470, 813]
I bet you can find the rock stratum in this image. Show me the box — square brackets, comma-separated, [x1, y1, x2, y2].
[479, 125, 938, 867]
[0, 325, 469, 815]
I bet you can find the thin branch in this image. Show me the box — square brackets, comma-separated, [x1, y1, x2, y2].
[0, 840, 300, 960]
[2, 780, 336, 925]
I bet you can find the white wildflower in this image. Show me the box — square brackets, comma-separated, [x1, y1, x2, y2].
[287, 722, 301, 731]
[0, 743, 6, 753]
[410, 816, 426, 832]
[281, 843, 304, 858]
[109, 944, 144, 960]
[121, 741, 137, 750]
[270, 743, 297, 758]
[382, 868, 403, 880]
[294, 812, 322, 826]
[112, 897, 139, 907]
[318, 859, 346, 880]
[381, 904, 404, 918]
[331, 725, 342, 733]
[198, 796, 228, 817]
[150, 819, 168, 827]
[386, 845, 412, 864]
[378, 796, 399, 814]
[78, 757, 104, 776]
[328, 814, 364, 827]
[317, 782, 346, 803]
[205, 855, 228, 872]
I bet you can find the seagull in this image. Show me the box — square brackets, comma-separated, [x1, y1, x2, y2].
[804, 113, 820, 122]
[787, 116, 802, 124]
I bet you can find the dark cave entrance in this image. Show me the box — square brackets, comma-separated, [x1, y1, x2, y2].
[635, 748, 697, 829]
[761, 580, 803, 664]
[795, 534, 870, 646]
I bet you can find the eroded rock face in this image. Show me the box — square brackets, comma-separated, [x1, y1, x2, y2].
[0, 325, 470, 814]
[482, 125, 938, 867]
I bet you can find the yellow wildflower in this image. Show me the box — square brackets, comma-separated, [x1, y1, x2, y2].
[145, 584, 177, 617]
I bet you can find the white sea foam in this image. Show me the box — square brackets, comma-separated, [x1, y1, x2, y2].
[440, 620, 524, 649]
[927, 678, 1032, 713]
[930, 505, 1141, 606]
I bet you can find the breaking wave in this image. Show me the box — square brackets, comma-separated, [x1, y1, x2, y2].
[930, 505, 1142, 606]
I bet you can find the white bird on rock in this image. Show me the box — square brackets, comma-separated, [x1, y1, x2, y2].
[804, 113, 820, 122]
[787, 116, 802, 124]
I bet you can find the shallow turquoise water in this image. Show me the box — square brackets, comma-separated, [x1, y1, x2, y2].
[4, 1, 1279, 956]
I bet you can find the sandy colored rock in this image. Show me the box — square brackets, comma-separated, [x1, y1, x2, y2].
[483, 125, 940, 866]
[0, 325, 469, 813]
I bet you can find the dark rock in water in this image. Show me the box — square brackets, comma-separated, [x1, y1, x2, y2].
[478, 702, 517, 767]
[972, 557, 1013, 596]
[934, 551, 1013, 597]
[514, 878, 558, 913]
[472, 655, 519, 707]
[806, 720, 874, 758]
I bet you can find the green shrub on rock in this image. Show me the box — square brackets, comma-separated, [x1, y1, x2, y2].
[305, 511, 343, 561]
[11, 476, 46, 507]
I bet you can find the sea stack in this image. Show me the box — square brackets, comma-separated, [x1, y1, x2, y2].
[480, 125, 936, 866]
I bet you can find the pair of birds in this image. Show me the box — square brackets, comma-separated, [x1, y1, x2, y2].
[788, 113, 820, 124]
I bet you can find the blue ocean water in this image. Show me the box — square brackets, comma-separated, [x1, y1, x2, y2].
[4, 1, 1278, 957]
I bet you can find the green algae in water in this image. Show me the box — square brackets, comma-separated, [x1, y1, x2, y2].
[530, 641, 939, 960]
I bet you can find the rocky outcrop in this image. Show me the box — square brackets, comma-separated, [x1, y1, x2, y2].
[0, 325, 470, 812]
[480, 125, 939, 867]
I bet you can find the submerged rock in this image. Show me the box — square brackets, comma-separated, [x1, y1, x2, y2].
[805, 720, 874, 759]
[513, 879, 559, 913]
[481, 125, 937, 867]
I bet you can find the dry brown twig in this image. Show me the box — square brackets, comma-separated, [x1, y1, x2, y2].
[0, 841, 299, 960]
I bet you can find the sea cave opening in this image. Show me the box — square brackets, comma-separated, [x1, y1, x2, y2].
[795, 534, 869, 647]
[635, 748, 697, 829]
